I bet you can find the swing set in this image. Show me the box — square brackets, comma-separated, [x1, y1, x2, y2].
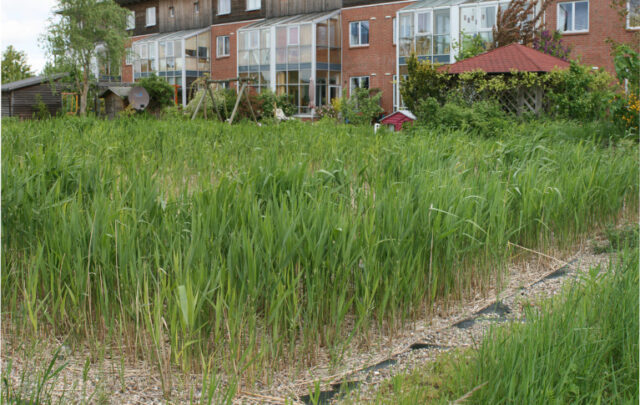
[189, 77, 259, 125]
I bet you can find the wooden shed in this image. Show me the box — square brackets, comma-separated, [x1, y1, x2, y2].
[1, 73, 68, 119]
[99, 87, 132, 119]
[380, 110, 416, 131]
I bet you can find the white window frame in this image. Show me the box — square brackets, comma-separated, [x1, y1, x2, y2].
[628, 0, 640, 29]
[125, 47, 133, 65]
[166, 41, 175, 57]
[145, 7, 156, 27]
[349, 21, 370, 47]
[126, 11, 135, 30]
[393, 17, 397, 45]
[350, 76, 370, 96]
[416, 11, 432, 35]
[556, 1, 589, 33]
[217, 35, 230, 57]
[218, 0, 230, 15]
[287, 26, 299, 46]
[246, 0, 260, 11]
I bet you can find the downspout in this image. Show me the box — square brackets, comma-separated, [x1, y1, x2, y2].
[182, 37, 187, 107]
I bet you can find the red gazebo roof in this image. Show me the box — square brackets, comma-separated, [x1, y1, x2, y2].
[442, 43, 570, 74]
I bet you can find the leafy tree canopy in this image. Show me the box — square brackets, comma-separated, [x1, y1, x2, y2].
[42, 0, 129, 115]
[2, 46, 34, 83]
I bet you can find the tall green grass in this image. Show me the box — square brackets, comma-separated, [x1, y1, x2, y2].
[370, 247, 639, 404]
[2, 117, 637, 375]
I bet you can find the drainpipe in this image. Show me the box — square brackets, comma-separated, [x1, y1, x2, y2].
[182, 37, 187, 107]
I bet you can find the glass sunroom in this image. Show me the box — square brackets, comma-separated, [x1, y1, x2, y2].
[131, 27, 211, 106]
[237, 11, 342, 116]
[395, 0, 510, 110]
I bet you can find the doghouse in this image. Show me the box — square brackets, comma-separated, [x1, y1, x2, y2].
[380, 110, 416, 131]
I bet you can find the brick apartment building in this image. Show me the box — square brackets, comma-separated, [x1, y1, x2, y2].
[114, 0, 640, 115]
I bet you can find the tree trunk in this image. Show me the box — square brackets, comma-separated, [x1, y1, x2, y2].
[80, 72, 89, 116]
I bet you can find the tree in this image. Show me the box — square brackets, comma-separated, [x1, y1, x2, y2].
[2, 46, 34, 83]
[43, 0, 129, 115]
[492, 0, 549, 48]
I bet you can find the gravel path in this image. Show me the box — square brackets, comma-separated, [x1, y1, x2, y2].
[1, 236, 615, 405]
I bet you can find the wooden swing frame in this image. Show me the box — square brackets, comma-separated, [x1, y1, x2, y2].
[190, 77, 258, 125]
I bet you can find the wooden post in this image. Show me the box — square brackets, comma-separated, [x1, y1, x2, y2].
[207, 84, 223, 122]
[228, 82, 246, 125]
[191, 89, 205, 120]
[243, 86, 258, 124]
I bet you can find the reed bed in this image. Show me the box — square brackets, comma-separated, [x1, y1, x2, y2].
[2, 117, 637, 376]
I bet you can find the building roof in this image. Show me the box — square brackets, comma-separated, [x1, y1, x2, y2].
[401, 0, 493, 11]
[443, 43, 570, 74]
[1, 73, 68, 92]
[381, 110, 417, 121]
[240, 9, 340, 30]
[133, 27, 211, 46]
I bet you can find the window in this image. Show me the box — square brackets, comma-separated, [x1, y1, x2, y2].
[349, 21, 369, 46]
[194, 1, 199, 14]
[628, 0, 640, 29]
[126, 11, 135, 30]
[557, 1, 589, 33]
[125, 47, 133, 65]
[416, 12, 432, 34]
[217, 35, 230, 57]
[146, 7, 156, 27]
[288, 26, 299, 46]
[393, 17, 397, 45]
[218, 0, 230, 15]
[247, 0, 260, 11]
[169, 6, 175, 18]
[350, 76, 369, 95]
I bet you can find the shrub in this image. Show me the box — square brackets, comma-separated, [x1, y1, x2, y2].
[341, 88, 384, 125]
[533, 30, 571, 61]
[545, 61, 616, 121]
[33, 94, 51, 120]
[257, 90, 298, 118]
[416, 98, 511, 137]
[400, 54, 450, 110]
[185, 88, 237, 120]
[138, 74, 175, 111]
[455, 32, 489, 61]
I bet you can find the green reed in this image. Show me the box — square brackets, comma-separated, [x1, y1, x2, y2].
[2, 117, 637, 376]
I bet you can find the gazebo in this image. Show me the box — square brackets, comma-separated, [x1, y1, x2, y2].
[441, 43, 570, 115]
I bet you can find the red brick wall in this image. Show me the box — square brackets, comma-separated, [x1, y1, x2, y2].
[211, 20, 259, 88]
[544, 0, 639, 73]
[341, 2, 415, 114]
[121, 35, 154, 83]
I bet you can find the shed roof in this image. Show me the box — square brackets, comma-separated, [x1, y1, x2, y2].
[98, 87, 133, 98]
[381, 110, 417, 121]
[1, 73, 68, 92]
[442, 43, 570, 74]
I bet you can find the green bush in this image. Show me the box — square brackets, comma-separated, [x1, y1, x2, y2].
[257, 89, 298, 118]
[415, 98, 511, 137]
[185, 88, 237, 120]
[341, 87, 384, 125]
[138, 74, 175, 111]
[400, 54, 451, 111]
[546, 61, 616, 121]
